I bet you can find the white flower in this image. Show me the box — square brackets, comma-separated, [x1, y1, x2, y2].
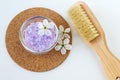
[117, 78, 120, 80]
[37, 19, 55, 36]
[59, 25, 71, 39]
[55, 38, 72, 55]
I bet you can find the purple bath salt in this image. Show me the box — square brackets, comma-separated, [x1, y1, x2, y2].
[23, 21, 58, 53]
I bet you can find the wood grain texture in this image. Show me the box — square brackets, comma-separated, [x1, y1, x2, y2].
[6, 8, 72, 72]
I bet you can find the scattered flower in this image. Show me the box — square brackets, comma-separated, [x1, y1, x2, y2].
[55, 38, 72, 55]
[37, 19, 56, 36]
[59, 25, 71, 39]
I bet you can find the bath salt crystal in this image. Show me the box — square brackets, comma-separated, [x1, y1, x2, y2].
[24, 21, 57, 52]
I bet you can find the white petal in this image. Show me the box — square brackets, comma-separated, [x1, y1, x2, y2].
[45, 29, 52, 36]
[61, 47, 66, 55]
[55, 45, 62, 51]
[58, 33, 64, 39]
[48, 22, 55, 28]
[61, 35, 65, 39]
[65, 28, 70, 33]
[57, 39, 62, 44]
[38, 29, 44, 35]
[43, 19, 49, 26]
[59, 25, 64, 31]
[37, 22, 43, 29]
[64, 38, 70, 44]
[64, 34, 70, 38]
[65, 44, 72, 50]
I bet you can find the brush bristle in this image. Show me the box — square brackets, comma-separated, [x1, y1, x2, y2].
[68, 3, 99, 42]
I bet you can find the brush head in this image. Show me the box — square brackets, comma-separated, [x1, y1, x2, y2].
[68, 2, 100, 42]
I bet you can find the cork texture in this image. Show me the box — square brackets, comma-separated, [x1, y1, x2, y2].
[6, 8, 72, 72]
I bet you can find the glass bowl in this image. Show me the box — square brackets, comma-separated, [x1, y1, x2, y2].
[19, 16, 59, 54]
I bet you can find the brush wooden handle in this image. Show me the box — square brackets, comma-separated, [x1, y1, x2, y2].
[92, 39, 120, 80]
[69, 1, 120, 80]
[80, 2, 120, 80]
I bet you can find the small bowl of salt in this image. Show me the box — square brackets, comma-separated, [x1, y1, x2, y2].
[19, 16, 59, 54]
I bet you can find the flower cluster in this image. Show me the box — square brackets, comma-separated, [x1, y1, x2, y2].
[55, 25, 72, 55]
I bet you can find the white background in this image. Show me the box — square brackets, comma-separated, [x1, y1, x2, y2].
[0, 0, 120, 80]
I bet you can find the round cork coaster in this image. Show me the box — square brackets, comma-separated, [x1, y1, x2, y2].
[6, 8, 72, 72]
